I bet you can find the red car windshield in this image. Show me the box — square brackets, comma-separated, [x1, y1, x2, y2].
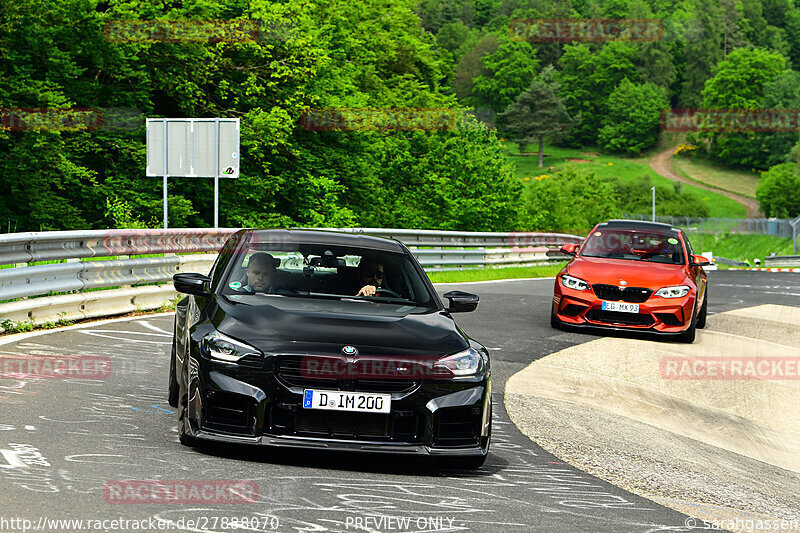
[580, 228, 685, 264]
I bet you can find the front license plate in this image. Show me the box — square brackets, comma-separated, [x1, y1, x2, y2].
[303, 389, 391, 414]
[601, 301, 640, 313]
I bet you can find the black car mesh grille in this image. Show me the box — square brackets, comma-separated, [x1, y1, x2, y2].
[585, 309, 654, 326]
[277, 356, 419, 392]
[277, 356, 339, 389]
[295, 411, 390, 438]
[655, 313, 684, 326]
[354, 379, 417, 393]
[592, 284, 652, 303]
[268, 405, 423, 442]
[434, 407, 480, 447]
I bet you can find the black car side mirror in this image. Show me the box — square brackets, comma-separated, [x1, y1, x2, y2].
[443, 290, 479, 313]
[174, 273, 211, 296]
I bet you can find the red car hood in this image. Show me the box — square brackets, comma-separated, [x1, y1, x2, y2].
[566, 256, 689, 289]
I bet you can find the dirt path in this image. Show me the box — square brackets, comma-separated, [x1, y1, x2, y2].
[649, 147, 761, 217]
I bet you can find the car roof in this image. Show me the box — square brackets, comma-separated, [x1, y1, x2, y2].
[597, 219, 681, 233]
[243, 229, 406, 253]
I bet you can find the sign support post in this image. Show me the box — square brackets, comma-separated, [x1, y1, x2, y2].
[651, 186, 656, 222]
[146, 118, 239, 229]
[163, 120, 168, 229]
[214, 118, 220, 228]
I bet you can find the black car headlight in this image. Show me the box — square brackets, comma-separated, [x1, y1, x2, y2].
[433, 347, 485, 377]
[201, 331, 261, 363]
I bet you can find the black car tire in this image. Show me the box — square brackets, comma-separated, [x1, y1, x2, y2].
[178, 425, 200, 447]
[696, 289, 708, 329]
[439, 453, 487, 469]
[678, 305, 697, 343]
[550, 306, 562, 330]
[168, 336, 179, 408]
[178, 356, 201, 448]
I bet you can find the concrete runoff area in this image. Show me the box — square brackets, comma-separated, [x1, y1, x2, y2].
[506, 304, 800, 533]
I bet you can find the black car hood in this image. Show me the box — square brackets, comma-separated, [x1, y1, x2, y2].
[209, 295, 469, 357]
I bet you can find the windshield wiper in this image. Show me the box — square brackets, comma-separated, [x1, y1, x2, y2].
[345, 296, 419, 306]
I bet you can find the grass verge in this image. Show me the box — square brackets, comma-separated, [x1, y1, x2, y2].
[506, 143, 747, 218]
[672, 157, 760, 199]
[428, 263, 565, 283]
[688, 233, 794, 263]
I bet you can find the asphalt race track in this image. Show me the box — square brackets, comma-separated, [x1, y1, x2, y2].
[1, 271, 797, 533]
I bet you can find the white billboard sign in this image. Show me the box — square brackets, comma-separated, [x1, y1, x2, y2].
[146, 118, 239, 178]
[145, 118, 240, 228]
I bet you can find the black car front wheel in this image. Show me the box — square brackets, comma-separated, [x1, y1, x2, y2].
[439, 453, 487, 469]
[678, 304, 698, 343]
[550, 306, 562, 330]
[177, 355, 201, 448]
[168, 336, 179, 408]
[696, 289, 708, 329]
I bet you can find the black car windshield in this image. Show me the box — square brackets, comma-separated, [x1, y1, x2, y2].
[220, 242, 437, 308]
[580, 228, 685, 264]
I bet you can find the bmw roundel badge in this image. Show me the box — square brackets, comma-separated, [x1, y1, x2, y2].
[342, 345, 358, 356]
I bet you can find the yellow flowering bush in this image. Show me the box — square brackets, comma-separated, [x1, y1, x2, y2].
[673, 143, 697, 157]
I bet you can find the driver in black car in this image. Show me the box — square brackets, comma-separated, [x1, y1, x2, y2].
[355, 258, 384, 297]
[242, 252, 279, 293]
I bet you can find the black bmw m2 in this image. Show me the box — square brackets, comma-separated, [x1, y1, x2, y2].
[168, 229, 491, 468]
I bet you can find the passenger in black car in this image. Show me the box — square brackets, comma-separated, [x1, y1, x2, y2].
[355, 257, 384, 297]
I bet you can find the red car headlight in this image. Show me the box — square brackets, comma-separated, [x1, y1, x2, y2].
[560, 274, 590, 291]
[655, 285, 691, 298]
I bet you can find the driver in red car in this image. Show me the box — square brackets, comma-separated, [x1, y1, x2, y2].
[355, 258, 385, 296]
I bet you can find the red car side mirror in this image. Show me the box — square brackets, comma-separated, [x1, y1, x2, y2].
[690, 254, 712, 266]
[560, 243, 579, 256]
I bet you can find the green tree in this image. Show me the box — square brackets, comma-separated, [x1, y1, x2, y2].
[681, 0, 723, 107]
[470, 34, 538, 114]
[755, 162, 800, 217]
[615, 177, 710, 217]
[598, 79, 668, 155]
[0, 0, 525, 233]
[453, 33, 499, 101]
[557, 42, 638, 145]
[521, 167, 619, 233]
[757, 70, 800, 167]
[497, 66, 574, 167]
[700, 47, 788, 168]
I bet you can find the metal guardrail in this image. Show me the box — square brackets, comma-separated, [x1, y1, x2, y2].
[764, 255, 800, 267]
[322, 227, 584, 248]
[0, 228, 237, 266]
[0, 254, 218, 300]
[713, 256, 749, 267]
[625, 214, 795, 236]
[626, 214, 800, 252]
[0, 227, 581, 330]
